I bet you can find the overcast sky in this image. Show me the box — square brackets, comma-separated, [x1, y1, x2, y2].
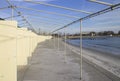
[0, 0, 120, 33]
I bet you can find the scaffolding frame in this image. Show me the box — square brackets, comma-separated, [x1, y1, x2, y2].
[51, 2, 120, 80]
[24, 0, 92, 14]
[0, 0, 120, 80]
[52, 3, 120, 33]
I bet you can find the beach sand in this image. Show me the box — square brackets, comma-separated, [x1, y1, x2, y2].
[67, 42, 120, 78]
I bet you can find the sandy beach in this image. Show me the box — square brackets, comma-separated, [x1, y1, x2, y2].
[66, 41, 120, 78]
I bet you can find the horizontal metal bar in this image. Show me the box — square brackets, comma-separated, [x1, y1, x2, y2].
[18, 22, 28, 25]
[6, 0, 35, 31]
[19, 24, 29, 26]
[24, 0, 92, 14]
[24, 13, 71, 22]
[17, 6, 80, 18]
[0, 6, 10, 10]
[88, 0, 113, 6]
[4, 15, 20, 19]
[25, 16, 69, 25]
[28, 19, 62, 26]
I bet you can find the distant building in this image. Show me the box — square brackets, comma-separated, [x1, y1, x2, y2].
[118, 31, 120, 35]
[89, 32, 96, 36]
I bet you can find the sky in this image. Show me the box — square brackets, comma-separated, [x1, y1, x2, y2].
[0, 0, 120, 34]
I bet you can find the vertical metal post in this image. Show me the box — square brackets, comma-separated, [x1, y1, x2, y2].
[11, 5, 14, 20]
[58, 32, 59, 51]
[80, 20, 83, 80]
[39, 28, 41, 35]
[64, 29, 67, 63]
[52, 33, 53, 48]
[51, 33, 53, 48]
[54, 34, 56, 49]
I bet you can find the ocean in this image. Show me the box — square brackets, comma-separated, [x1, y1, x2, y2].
[66, 37, 120, 56]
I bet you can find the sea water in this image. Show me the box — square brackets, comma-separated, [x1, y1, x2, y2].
[66, 37, 120, 56]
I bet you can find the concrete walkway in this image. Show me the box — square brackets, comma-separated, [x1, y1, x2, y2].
[22, 39, 85, 81]
[21, 39, 115, 81]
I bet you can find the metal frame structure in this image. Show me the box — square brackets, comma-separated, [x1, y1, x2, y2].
[0, 0, 95, 32]
[88, 0, 113, 6]
[18, 22, 27, 26]
[0, 6, 11, 10]
[6, 0, 35, 31]
[64, 28, 67, 63]
[51, 2, 120, 80]
[24, 0, 92, 14]
[24, 13, 72, 22]
[28, 19, 63, 28]
[4, 15, 20, 19]
[52, 3, 120, 33]
[0, 0, 120, 80]
[25, 16, 69, 25]
[57, 31, 60, 51]
[0, 0, 119, 33]
[17, 6, 81, 19]
[79, 20, 82, 80]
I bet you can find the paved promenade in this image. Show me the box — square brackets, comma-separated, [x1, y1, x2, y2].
[20, 39, 116, 81]
[22, 39, 83, 81]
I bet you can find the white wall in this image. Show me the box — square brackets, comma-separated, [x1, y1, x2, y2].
[0, 21, 51, 81]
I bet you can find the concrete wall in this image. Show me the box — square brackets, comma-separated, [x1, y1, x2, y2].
[0, 21, 51, 81]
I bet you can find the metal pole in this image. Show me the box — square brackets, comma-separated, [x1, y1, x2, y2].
[58, 32, 59, 51]
[0, 6, 10, 10]
[4, 15, 20, 19]
[88, 0, 113, 6]
[80, 20, 83, 80]
[6, 0, 34, 30]
[11, 6, 14, 20]
[64, 29, 67, 63]
[24, 0, 92, 14]
[54, 34, 56, 49]
[25, 13, 71, 22]
[39, 28, 41, 35]
[17, 6, 80, 19]
[52, 3, 120, 33]
[50, 33, 54, 48]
